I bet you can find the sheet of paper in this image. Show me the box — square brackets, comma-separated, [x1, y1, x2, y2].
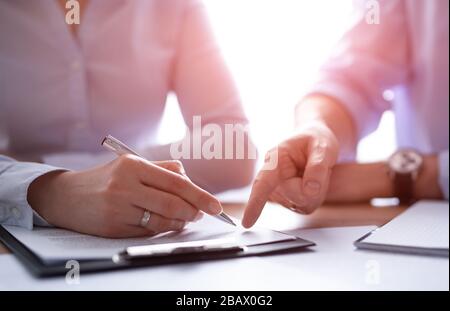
[3, 216, 293, 261]
[363, 200, 449, 249]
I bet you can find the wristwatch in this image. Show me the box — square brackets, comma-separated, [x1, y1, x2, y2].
[387, 149, 424, 205]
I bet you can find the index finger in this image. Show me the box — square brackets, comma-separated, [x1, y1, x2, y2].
[153, 160, 187, 177]
[242, 166, 281, 228]
[135, 159, 223, 216]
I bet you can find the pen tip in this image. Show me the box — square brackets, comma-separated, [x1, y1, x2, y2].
[226, 217, 237, 227]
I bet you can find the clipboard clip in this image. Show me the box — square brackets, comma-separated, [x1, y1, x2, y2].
[113, 238, 246, 263]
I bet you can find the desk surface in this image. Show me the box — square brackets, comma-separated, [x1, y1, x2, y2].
[2, 202, 447, 291]
[0, 202, 407, 255]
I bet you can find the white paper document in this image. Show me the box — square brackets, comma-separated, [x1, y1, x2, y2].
[3, 216, 293, 261]
[362, 200, 449, 250]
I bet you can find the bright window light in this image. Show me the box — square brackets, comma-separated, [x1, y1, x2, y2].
[158, 0, 396, 164]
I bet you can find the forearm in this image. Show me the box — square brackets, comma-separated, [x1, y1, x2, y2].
[326, 155, 444, 203]
[182, 156, 255, 194]
[296, 94, 358, 161]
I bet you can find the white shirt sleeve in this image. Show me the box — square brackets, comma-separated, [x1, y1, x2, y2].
[0, 155, 65, 229]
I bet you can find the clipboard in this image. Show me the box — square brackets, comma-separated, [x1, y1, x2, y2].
[0, 225, 315, 278]
[354, 201, 449, 258]
[354, 229, 449, 257]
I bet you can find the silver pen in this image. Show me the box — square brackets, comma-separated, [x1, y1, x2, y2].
[101, 135, 237, 227]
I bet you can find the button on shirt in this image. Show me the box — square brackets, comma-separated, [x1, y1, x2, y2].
[308, 0, 449, 199]
[0, 0, 247, 229]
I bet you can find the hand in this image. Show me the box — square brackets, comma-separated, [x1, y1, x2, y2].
[242, 121, 339, 228]
[28, 155, 222, 238]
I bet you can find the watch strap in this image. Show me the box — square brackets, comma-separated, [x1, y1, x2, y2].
[394, 172, 414, 205]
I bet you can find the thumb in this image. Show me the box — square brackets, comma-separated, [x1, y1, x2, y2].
[302, 140, 336, 199]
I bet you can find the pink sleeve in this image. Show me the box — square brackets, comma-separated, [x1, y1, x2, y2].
[171, 0, 247, 127]
[162, 1, 255, 193]
[306, 0, 411, 139]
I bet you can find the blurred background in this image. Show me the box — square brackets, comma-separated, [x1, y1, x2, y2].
[157, 0, 396, 165]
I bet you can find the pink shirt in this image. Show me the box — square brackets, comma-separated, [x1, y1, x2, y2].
[0, 0, 251, 228]
[310, 0, 449, 199]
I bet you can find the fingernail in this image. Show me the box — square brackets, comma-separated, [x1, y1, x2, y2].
[241, 219, 252, 229]
[304, 181, 321, 197]
[208, 202, 223, 214]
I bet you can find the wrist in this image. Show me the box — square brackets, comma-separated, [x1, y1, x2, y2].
[386, 150, 442, 203]
[296, 95, 357, 160]
[371, 162, 395, 198]
[327, 162, 392, 203]
[414, 155, 443, 199]
[357, 162, 393, 200]
[295, 96, 336, 132]
[27, 170, 70, 224]
[294, 118, 330, 134]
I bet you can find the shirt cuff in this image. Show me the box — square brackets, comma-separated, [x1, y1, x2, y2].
[0, 162, 66, 229]
[438, 150, 449, 200]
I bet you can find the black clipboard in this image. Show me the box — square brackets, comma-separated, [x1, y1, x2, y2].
[0, 225, 315, 278]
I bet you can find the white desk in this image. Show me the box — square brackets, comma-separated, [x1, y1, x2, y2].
[0, 203, 448, 290]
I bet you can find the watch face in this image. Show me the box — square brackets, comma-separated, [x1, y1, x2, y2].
[389, 150, 423, 174]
